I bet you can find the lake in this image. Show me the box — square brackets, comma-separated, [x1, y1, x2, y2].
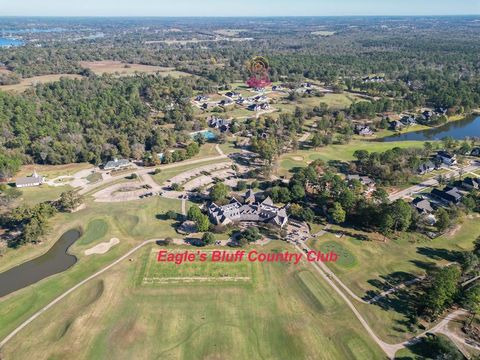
[0, 229, 81, 298]
[383, 115, 480, 142]
[0, 38, 24, 47]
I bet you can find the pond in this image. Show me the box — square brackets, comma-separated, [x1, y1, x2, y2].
[0, 38, 24, 47]
[0, 229, 81, 298]
[382, 115, 480, 142]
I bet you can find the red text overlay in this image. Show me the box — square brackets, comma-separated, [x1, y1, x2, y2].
[157, 250, 337, 265]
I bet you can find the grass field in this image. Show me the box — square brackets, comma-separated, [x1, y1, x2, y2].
[16, 184, 72, 206]
[16, 163, 93, 179]
[0, 74, 83, 92]
[308, 216, 480, 342]
[0, 243, 386, 360]
[80, 61, 190, 78]
[142, 249, 252, 284]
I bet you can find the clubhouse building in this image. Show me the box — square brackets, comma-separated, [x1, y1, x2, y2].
[208, 190, 289, 228]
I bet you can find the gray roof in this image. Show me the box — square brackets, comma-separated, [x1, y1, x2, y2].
[15, 175, 43, 186]
[104, 159, 130, 169]
[208, 191, 288, 227]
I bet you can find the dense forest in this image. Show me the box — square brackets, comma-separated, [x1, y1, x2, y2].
[0, 16, 479, 176]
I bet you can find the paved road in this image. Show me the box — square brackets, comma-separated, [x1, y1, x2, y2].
[389, 160, 480, 201]
[79, 152, 228, 196]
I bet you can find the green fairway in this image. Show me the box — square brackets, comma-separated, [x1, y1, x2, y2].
[308, 216, 480, 342]
[16, 184, 72, 206]
[77, 219, 109, 246]
[0, 243, 386, 360]
[142, 249, 252, 284]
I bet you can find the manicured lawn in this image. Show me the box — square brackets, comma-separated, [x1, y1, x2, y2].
[0, 242, 386, 360]
[77, 219, 109, 246]
[17, 184, 72, 206]
[308, 216, 480, 342]
[16, 163, 93, 179]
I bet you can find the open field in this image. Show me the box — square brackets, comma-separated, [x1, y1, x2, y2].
[16, 184, 72, 206]
[80, 61, 190, 78]
[0, 74, 83, 92]
[16, 163, 93, 179]
[276, 93, 366, 111]
[308, 216, 480, 342]
[0, 243, 386, 360]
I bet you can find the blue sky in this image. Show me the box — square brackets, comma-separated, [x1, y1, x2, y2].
[2, 0, 479, 17]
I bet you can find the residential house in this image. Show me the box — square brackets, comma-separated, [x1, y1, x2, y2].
[389, 120, 405, 131]
[254, 95, 268, 102]
[471, 148, 480, 157]
[219, 98, 234, 107]
[209, 117, 231, 132]
[422, 110, 434, 121]
[225, 91, 240, 98]
[400, 115, 417, 126]
[15, 170, 44, 188]
[412, 197, 435, 214]
[195, 95, 209, 102]
[248, 103, 270, 112]
[346, 175, 376, 193]
[354, 124, 374, 136]
[461, 177, 480, 191]
[418, 161, 436, 175]
[103, 158, 131, 171]
[434, 107, 448, 116]
[208, 190, 289, 228]
[436, 151, 457, 166]
[431, 186, 463, 204]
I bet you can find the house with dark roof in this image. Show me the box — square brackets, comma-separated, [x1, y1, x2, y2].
[471, 148, 480, 157]
[225, 91, 240, 98]
[248, 103, 270, 112]
[400, 115, 417, 126]
[208, 190, 289, 228]
[195, 95, 209, 102]
[422, 110, 434, 121]
[209, 117, 230, 132]
[436, 151, 457, 166]
[418, 161, 435, 175]
[431, 186, 463, 204]
[461, 177, 480, 191]
[389, 120, 405, 131]
[219, 98, 234, 107]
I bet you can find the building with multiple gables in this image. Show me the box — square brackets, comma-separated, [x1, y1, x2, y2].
[15, 169, 44, 188]
[208, 190, 289, 228]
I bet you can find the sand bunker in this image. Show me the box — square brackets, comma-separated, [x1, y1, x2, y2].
[291, 156, 304, 161]
[85, 238, 120, 255]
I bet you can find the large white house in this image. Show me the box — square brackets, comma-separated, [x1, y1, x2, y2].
[208, 190, 289, 228]
[15, 170, 44, 188]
